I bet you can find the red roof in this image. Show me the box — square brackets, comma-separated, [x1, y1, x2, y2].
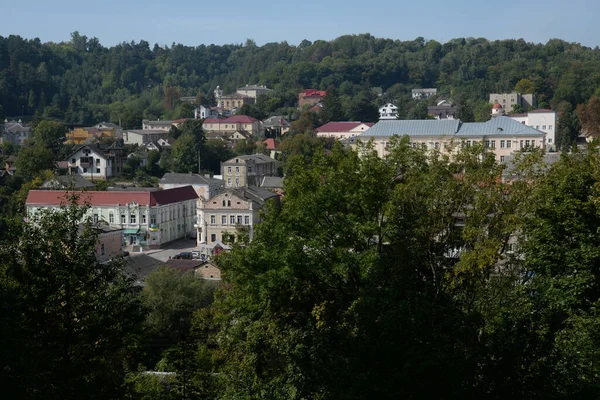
[263, 138, 278, 150]
[301, 89, 327, 97]
[203, 118, 222, 123]
[315, 122, 374, 133]
[26, 186, 198, 207]
[492, 103, 503, 109]
[202, 115, 257, 124]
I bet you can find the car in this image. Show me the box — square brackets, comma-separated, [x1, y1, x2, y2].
[174, 251, 193, 260]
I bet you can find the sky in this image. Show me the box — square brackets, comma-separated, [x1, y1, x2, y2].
[1, 0, 598, 48]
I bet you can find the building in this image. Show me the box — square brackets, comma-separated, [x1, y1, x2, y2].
[42, 174, 95, 189]
[93, 122, 123, 139]
[489, 92, 537, 113]
[236, 84, 272, 99]
[2, 119, 32, 145]
[197, 186, 279, 246]
[508, 109, 558, 148]
[357, 116, 546, 162]
[315, 121, 375, 140]
[194, 105, 219, 120]
[26, 186, 198, 249]
[159, 173, 223, 203]
[299, 89, 327, 108]
[262, 138, 281, 159]
[66, 126, 118, 144]
[202, 115, 263, 138]
[124, 130, 171, 145]
[218, 93, 255, 111]
[379, 103, 398, 120]
[221, 154, 278, 188]
[263, 116, 290, 137]
[428, 100, 458, 120]
[142, 120, 175, 131]
[412, 88, 437, 100]
[66, 143, 125, 180]
[93, 224, 125, 263]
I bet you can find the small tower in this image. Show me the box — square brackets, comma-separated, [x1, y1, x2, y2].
[214, 85, 223, 100]
[491, 103, 505, 118]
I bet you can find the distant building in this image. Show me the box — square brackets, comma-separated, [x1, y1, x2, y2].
[202, 115, 263, 138]
[2, 119, 32, 145]
[194, 105, 219, 119]
[236, 84, 272, 99]
[379, 103, 399, 120]
[428, 100, 458, 120]
[66, 143, 125, 180]
[508, 109, 558, 147]
[491, 103, 506, 118]
[412, 88, 437, 100]
[221, 154, 278, 188]
[218, 93, 255, 111]
[159, 172, 223, 203]
[299, 89, 327, 108]
[124, 130, 170, 146]
[42, 174, 95, 189]
[315, 121, 375, 140]
[489, 92, 537, 113]
[141, 120, 175, 131]
[263, 116, 290, 137]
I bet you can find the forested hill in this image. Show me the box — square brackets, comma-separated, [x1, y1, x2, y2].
[1, 32, 600, 128]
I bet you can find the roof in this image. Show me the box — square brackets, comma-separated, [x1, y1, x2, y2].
[67, 143, 123, 159]
[412, 88, 437, 93]
[263, 138, 278, 150]
[231, 185, 279, 205]
[127, 129, 170, 135]
[43, 174, 95, 189]
[26, 186, 198, 207]
[223, 154, 275, 165]
[492, 103, 503, 109]
[301, 89, 326, 97]
[94, 122, 120, 129]
[263, 116, 290, 128]
[261, 176, 284, 188]
[202, 115, 258, 124]
[160, 173, 222, 186]
[528, 109, 557, 114]
[360, 116, 545, 139]
[142, 120, 174, 125]
[237, 85, 271, 91]
[316, 121, 374, 133]
[220, 93, 253, 99]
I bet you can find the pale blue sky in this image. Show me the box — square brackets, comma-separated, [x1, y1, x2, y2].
[1, 0, 597, 47]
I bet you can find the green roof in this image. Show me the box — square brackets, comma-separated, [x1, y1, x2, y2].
[123, 229, 139, 234]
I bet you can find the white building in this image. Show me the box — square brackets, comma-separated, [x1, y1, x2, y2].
[508, 109, 558, 148]
[315, 121, 375, 140]
[379, 103, 399, 120]
[194, 105, 218, 119]
[66, 143, 125, 180]
[25, 187, 198, 249]
[124, 130, 170, 145]
[236, 84, 272, 99]
[412, 88, 437, 100]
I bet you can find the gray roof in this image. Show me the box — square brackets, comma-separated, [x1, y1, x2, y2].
[261, 176, 284, 188]
[359, 117, 545, 139]
[142, 120, 173, 125]
[412, 88, 437, 94]
[160, 173, 223, 186]
[94, 122, 120, 129]
[502, 152, 563, 178]
[263, 116, 290, 128]
[43, 174, 95, 189]
[232, 185, 279, 205]
[224, 154, 275, 164]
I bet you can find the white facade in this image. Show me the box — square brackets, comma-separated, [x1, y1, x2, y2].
[379, 103, 398, 120]
[316, 123, 374, 140]
[68, 147, 113, 179]
[124, 130, 169, 145]
[508, 110, 558, 147]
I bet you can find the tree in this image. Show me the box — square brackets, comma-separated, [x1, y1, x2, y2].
[0, 200, 143, 398]
[33, 120, 66, 152]
[406, 100, 429, 119]
[556, 105, 580, 150]
[234, 139, 257, 155]
[15, 142, 54, 180]
[202, 139, 235, 175]
[319, 86, 344, 124]
[171, 133, 198, 173]
[514, 78, 536, 94]
[163, 86, 180, 110]
[346, 84, 379, 122]
[577, 96, 600, 139]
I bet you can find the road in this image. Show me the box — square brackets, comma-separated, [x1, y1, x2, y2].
[142, 239, 199, 262]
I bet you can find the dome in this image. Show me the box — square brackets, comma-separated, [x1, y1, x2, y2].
[492, 103, 503, 109]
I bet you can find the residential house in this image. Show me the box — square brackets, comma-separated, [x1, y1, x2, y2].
[508, 109, 558, 147]
[428, 100, 459, 120]
[142, 120, 176, 131]
[379, 103, 398, 120]
[66, 143, 125, 180]
[221, 154, 278, 188]
[145, 137, 176, 152]
[315, 121, 374, 140]
[412, 88, 437, 100]
[197, 186, 279, 246]
[159, 172, 223, 203]
[263, 116, 290, 137]
[26, 186, 198, 249]
[124, 130, 171, 145]
[218, 93, 255, 111]
[194, 261, 222, 280]
[2, 119, 32, 145]
[202, 115, 263, 138]
[42, 174, 95, 189]
[298, 89, 326, 108]
[489, 92, 537, 113]
[357, 116, 546, 162]
[194, 105, 219, 119]
[93, 122, 123, 139]
[66, 127, 109, 144]
[262, 138, 280, 159]
[236, 84, 272, 99]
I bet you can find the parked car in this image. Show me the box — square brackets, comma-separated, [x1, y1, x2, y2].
[174, 251, 193, 260]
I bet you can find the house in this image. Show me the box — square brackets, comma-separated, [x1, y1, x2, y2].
[94, 224, 124, 263]
[221, 154, 278, 188]
[315, 121, 375, 140]
[262, 138, 281, 159]
[508, 109, 558, 147]
[194, 261, 222, 280]
[127, 151, 149, 167]
[379, 103, 398, 120]
[194, 105, 219, 119]
[428, 100, 459, 120]
[2, 119, 32, 145]
[357, 116, 546, 162]
[159, 172, 223, 203]
[263, 116, 290, 137]
[218, 93, 255, 111]
[412, 88, 437, 100]
[142, 120, 176, 131]
[66, 125, 118, 144]
[124, 130, 171, 145]
[236, 84, 272, 99]
[197, 186, 279, 246]
[66, 143, 125, 180]
[145, 137, 176, 152]
[299, 89, 326, 108]
[489, 92, 537, 113]
[26, 186, 199, 249]
[202, 115, 263, 138]
[93, 122, 123, 139]
[42, 174, 95, 189]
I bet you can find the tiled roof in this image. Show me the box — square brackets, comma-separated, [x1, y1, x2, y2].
[301, 89, 326, 97]
[263, 138, 278, 150]
[316, 121, 374, 132]
[26, 186, 198, 207]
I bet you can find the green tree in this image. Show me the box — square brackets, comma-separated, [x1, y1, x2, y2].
[33, 120, 66, 151]
[15, 142, 54, 180]
[319, 86, 345, 124]
[514, 78, 536, 94]
[234, 139, 257, 155]
[171, 133, 198, 173]
[202, 139, 235, 174]
[577, 96, 600, 139]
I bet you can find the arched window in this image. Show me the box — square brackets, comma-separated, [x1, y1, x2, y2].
[222, 200, 226, 207]
[227, 200, 231, 207]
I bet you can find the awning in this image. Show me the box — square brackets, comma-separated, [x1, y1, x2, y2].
[123, 229, 139, 235]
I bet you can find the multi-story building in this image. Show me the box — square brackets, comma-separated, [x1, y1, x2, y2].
[221, 154, 278, 188]
[26, 186, 198, 249]
[202, 115, 263, 138]
[315, 121, 374, 140]
[428, 100, 459, 120]
[218, 93, 255, 111]
[159, 173, 223, 203]
[196, 186, 279, 245]
[489, 92, 537, 113]
[123, 129, 171, 145]
[379, 103, 398, 120]
[141, 119, 175, 131]
[508, 109, 558, 147]
[2, 119, 32, 145]
[66, 143, 125, 180]
[298, 89, 326, 108]
[236, 84, 272, 99]
[412, 88, 437, 100]
[357, 116, 545, 163]
[194, 105, 219, 119]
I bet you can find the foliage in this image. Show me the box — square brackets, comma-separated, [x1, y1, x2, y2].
[171, 133, 199, 173]
[319, 86, 344, 124]
[577, 95, 600, 139]
[15, 141, 54, 180]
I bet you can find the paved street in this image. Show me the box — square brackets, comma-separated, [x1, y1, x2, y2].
[132, 239, 199, 263]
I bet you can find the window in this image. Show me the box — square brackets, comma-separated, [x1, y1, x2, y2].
[230, 215, 235, 224]
[142, 214, 147, 224]
[507, 140, 512, 148]
[100, 243, 105, 256]
[500, 156, 505, 162]
[83, 168, 88, 173]
[227, 200, 231, 207]
[520, 140, 524, 149]
[228, 167, 232, 172]
[222, 200, 226, 207]
[466, 141, 471, 147]
[71, 158, 76, 163]
[235, 167, 239, 173]
[121, 214, 126, 224]
[130, 215, 136, 224]
[235, 178, 239, 186]
[542, 125, 546, 130]
[151, 215, 156, 224]
[93, 214, 98, 223]
[96, 168, 100, 173]
[109, 213, 114, 223]
[244, 216, 250, 225]
[237, 216, 242, 224]
[222, 215, 227, 224]
[536, 125, 540, 129]
[548, 139, 553, 143]
[491, 140, 496, 149]
[227, 178, 231, 186]
[484, 140, 490, 148]
[500, 140, 505, 148]
[549, 125, 553, 130]
[210, 215, 216, 224]
[434, 142, 440, 149]
[96, 158, 100, 165]
[210, 234, 216, 242]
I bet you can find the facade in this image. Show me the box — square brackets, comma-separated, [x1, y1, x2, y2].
[428, 100, 458, 119]
[218, 93, 255, 111]
[67, 127, 117, 144]
[263, 116, 290, 137]
[315, 121, 375, 140]
[159, 173, 223, 203]
[26, 186, 198, 249]
[95, 225, 125, 263]
[142, 120, 175, 131]
[357, 116, 546, 162]
[412, 88, 437, 100]
[197, 186, 279, 246]
[2, 120, 32, 145]
[489, 92, 537, 113]
[236, 84, 272, 99]
[202, 115, 263, 138]
[298, 89, 326, 108]
[93, 122, 123, 139]
[379, 103, 398, 120]
[66, 143, 125, 180]
[508, 109, 558, 147]
[221, 154, 278, 188]
[124, 130, 170, 145]
[194, 261, 222, 280]
[194, 105, 219, 119]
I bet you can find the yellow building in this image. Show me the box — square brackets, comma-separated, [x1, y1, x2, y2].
[66, 126, 118, 144]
